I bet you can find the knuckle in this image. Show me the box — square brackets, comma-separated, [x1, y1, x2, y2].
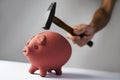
[78, 42, 86, 47]
[72, 37, 77, 41]
[78, 44, 84, 47]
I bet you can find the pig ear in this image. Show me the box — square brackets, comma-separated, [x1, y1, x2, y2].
[39, 35, 46, 45]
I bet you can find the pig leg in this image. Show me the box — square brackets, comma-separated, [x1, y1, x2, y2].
[55, 67, 62, 75]
[29, 65, 38, 74]
[39, 68, 47, 77]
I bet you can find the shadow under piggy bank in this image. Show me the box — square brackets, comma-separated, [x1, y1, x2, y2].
[33, 71, 107, 79]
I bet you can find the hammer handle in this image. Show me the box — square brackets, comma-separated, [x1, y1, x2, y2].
[53, 16, 93, 47]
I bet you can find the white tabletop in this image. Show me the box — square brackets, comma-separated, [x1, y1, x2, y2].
[0, 60, 120, 80]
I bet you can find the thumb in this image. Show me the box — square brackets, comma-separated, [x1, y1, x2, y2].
[73, 28, 86, 35]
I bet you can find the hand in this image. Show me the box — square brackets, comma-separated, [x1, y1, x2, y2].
[67, 24, 95, 46]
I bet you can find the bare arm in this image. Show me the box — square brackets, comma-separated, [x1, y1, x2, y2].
[67, 0, 116, 46]
[89, 0, 116, 33]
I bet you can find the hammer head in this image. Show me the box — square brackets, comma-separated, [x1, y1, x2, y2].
[42, 2, 56, 30]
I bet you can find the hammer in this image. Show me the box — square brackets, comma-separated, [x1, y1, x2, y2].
[42, 2, 93, 47]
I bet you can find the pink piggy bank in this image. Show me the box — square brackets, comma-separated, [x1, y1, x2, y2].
[23, 31, 71, 77]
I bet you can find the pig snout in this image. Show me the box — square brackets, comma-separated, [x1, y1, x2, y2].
[23, 47, 30, 56]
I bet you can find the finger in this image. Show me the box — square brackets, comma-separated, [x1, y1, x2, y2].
[82, 36, 91, 45]
[74, 28, 86, 35]
[66, 33, 77, 41]
[76, 36, 90, 46]
[66, 32, 86, 46]
[66, 33, 75, 41]
[66, 33, 72, 39]
[73, 25, 86, 35]
[66, 33, 81, 43]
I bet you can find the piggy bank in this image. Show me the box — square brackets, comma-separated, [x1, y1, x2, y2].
[23, 31, 71, 77]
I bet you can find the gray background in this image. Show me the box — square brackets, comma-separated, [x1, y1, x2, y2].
[0, 0, 120, 72]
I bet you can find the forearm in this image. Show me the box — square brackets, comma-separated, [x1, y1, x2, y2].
[89, 7, 111, 33]
[89, 0, 116, 33]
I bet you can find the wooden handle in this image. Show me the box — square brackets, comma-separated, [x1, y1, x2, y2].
[52, 16, 93, 47]
[53, 16, 74, 35]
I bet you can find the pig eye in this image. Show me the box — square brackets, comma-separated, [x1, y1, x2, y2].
[33, 45, 38, 49]
[26, 42, 29, 45]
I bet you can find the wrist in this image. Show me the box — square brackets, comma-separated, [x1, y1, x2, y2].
[88, 23, 96, 34]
